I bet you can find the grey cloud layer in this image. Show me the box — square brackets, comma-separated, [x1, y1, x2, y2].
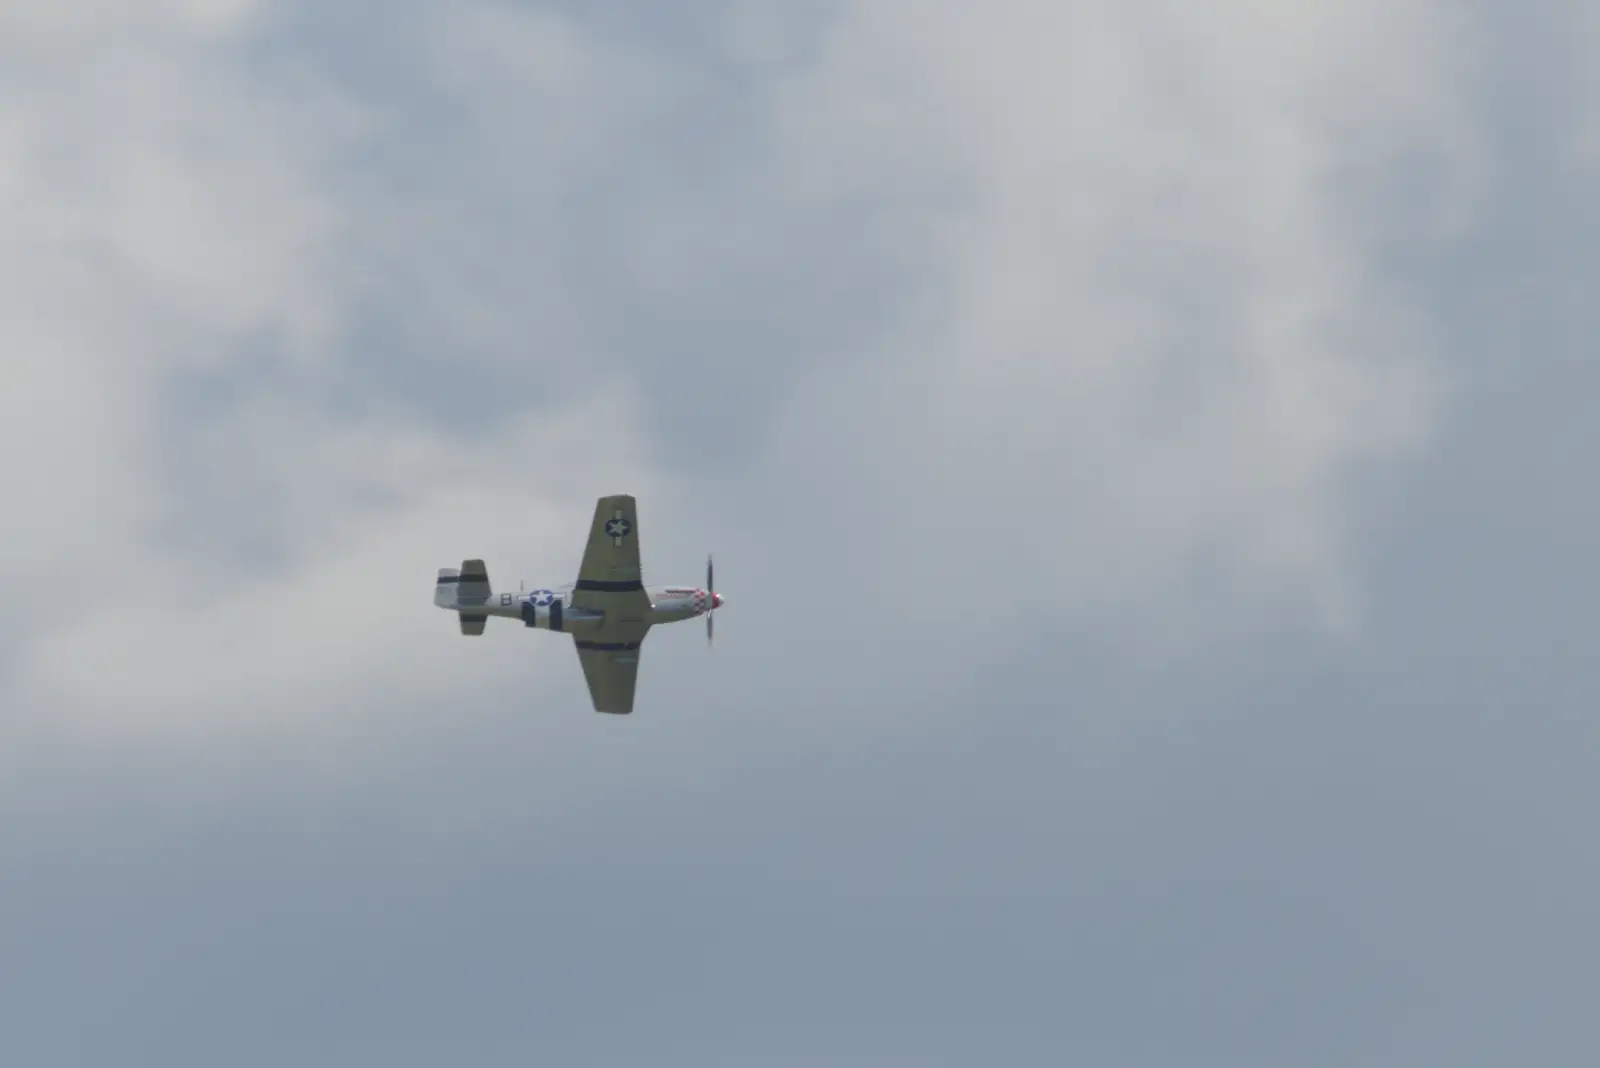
[1, 1, 1597, 1064]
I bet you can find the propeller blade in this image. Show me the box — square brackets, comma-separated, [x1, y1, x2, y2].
[706, 553, 715, 647]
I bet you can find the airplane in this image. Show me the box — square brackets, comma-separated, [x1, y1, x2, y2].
[432, 494, 722, 715]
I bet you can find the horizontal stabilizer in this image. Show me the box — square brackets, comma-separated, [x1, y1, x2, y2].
[459, 613, 486, 636]
[456, 558, 491, 607]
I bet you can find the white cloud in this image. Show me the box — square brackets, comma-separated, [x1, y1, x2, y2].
[0, 2, 668, 745]
[0, 0, 1485, 747]
[0, 2, 363, 601]
[19, 386, 668, 745]
[0, 0, 263, 43]
[739, 0, 1476, 648]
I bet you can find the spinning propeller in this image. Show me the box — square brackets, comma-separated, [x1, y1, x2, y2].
[706, 554, 716, 647]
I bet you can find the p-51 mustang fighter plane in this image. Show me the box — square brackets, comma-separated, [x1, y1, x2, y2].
[433, 494, 722, 715]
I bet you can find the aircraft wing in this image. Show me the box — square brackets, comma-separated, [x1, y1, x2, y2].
[574, 638, 644, 715]
[568, 494, 652, 619]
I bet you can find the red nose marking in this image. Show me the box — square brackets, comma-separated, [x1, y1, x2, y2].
[712, 593, 724, 608]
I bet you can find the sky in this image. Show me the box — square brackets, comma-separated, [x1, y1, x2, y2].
[0, 1, 1596, 1064]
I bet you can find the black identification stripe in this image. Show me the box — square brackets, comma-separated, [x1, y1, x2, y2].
[436, 575, 461, 584]
[574, 579, 644, 593]
[575, 640, 642, 651]
[550, 600, 563, 632]
[459, 613, 487, 624]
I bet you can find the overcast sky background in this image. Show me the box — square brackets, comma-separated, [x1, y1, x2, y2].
[1, 1, 1596, 1064]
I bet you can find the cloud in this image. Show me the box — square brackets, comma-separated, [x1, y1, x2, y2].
[20, 388, 667, 743]
[11, 6, 1600, 1066]
[0, 0, 360, 588]
[729, 0, 1477, 649]
[0, 0, 1484, 746]
[1567, 3, 1600, 166]
[0, 0, 262, 42]
[0, 2, 667, 741]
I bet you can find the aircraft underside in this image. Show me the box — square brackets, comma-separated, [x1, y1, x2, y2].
[431, 494, 721, 715]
